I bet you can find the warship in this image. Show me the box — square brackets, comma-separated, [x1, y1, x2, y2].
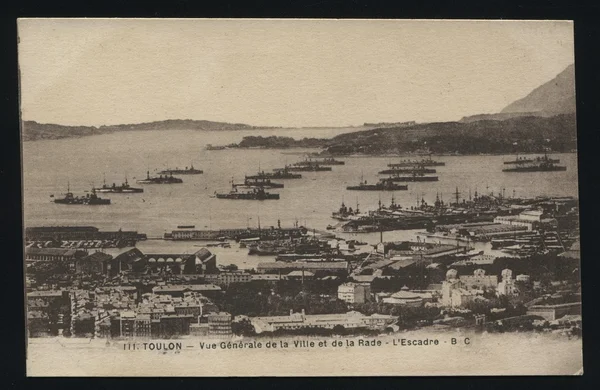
[388, 156, 445, 167]
[53, 185, 111, 205]
[504, 154, 560, 165]
[386, 172, 439, 182]
[332, 199, 361, 220]
[215, 184, 280, 200]
[277, 164, 332, 172]
[247, 169, 302, 180]
[158, 163, 203, 175]
[347, 178, 408, 191]
[293, 157, 345, 166]
[502, 153, 566, 172]
[379, 167, 437, 175]
[94, 177, 143, 193]
[137, 171, 183, 184]
[235, 176, 284, 189]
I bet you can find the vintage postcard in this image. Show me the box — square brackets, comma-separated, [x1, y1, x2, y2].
[19, 19, 582, 376]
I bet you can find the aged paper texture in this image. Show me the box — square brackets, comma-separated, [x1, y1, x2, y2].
[19, 18, 582, 376]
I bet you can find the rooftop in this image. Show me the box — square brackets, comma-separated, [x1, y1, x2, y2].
[28, 290, 64, 298]
[153, 284, 222, 293]
[26, 247, 85, 257]
[287, 270, 315, 277]
[81, 252, 113, 262]
[257, 261, 348, 270]
[90, 247, 143, 259]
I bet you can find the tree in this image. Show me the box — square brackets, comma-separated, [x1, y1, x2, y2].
[232, 319, 255, 336]
[332, 325, 346, 335]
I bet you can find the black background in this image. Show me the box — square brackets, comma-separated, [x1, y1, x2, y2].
[2, 0, 598, 387]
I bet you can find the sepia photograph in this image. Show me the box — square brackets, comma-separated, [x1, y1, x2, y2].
[18, 18, 582, 376]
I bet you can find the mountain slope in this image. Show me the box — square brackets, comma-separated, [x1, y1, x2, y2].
[501, 64, 575, 116]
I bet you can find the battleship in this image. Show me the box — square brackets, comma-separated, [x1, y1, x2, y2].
[378, 167, 437, 174]
[247, 169, 302, 180]
[388, 156, 446, 167]
[293, 157, 345, 166]
[386, 171, 439, 182]
[504, 154, 560, 165]
[53, 186, 111, 205]
[94, 177, 143, 193]
[332, 200, 361, 220]
[346, 178, 408, 191]
[277, 164, 332, 172]
[502, 154, 567, 172]
[215, 184, 280, 200]
[137, 171, 184, 184]
[158, 164, 203, 175]
[235, 176, 284, 189]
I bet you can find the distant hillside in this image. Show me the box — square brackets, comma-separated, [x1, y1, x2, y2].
[21, 119, 277, 141]
[459, 112, 544, 123]
[324, 113, 577, 155]
[228, 135, 328, 149]
[460, 64, 575, 123]
[501, 64, 576, 116]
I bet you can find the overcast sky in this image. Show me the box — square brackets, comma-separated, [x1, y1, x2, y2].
[18, 19, 574, 127]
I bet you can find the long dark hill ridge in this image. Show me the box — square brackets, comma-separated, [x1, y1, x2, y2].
[323, 113, 576, 155]
[21, 119, 278, 141]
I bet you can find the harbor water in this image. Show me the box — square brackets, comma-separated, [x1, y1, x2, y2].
[23, 128, 579, 267]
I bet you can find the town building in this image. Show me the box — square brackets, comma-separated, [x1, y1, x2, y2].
[204, 271, 252, 287]
[496, 269, 518, 296]
[251, 310, 396, 334]
[494, 209, 558, 232]
[251, 274, 283, 281]
[152, 284, 222, 299]
[337, 282, 371, 304]
[256, 261, 348, 275]
[286, 270, 315, 281]
[379, 286, 433, 306]
[441, 269, 486, 307]
[144, 248, 216, 275]
[526, 302, 582, 321]
[25, 247, 87, 266]
[25, 226, 146, 243]
[459, 269, 498, 290]
[90, 247, 145, 275]
[75, 252, 113, 275]
[207, 312, 233, 336]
